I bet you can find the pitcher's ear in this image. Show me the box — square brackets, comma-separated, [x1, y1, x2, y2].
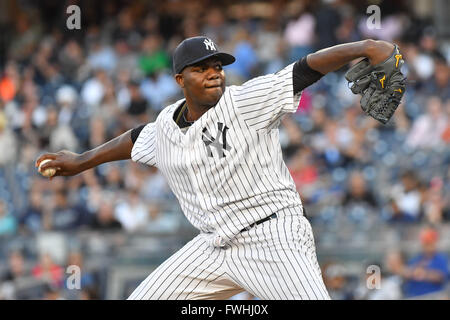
[175, 73, 184, 88]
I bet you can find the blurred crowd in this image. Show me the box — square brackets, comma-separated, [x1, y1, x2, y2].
[324, 226, 449, 300]
[0, 0, 449, 299]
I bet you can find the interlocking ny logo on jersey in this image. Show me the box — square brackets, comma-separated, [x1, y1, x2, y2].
[203, 38, 216, 51]
[202, 122, 231, 158]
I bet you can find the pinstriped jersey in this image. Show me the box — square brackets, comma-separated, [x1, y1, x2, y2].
[131, 62, 303, 244]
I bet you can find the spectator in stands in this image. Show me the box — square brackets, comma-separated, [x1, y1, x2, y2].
[314, 0, 341, 50]
[32, 38, 61, 91]
[385, 170, 423, 223]
[444, 166, 450, 222]
[90, 199, 123, 231]
[406, 96, 448, 150]
[400, 227, 449, 298]
[343, 171, 377, 209]
[81, 69, 108, 109]
[140, 166, 171, 203]
[123, 161, 147, 191]
[442, 99, 450, 144]
[403, 41, 435, 83]
[114, 37, 138, 75]
[1, 250, 28, 282]
[283, 4, 316, 63]
[309, 107, 328, 134]
[32, 252, 64, 289]
[201, 7, 230, 45]
[95, 81, 122, 137]
[0, 199, 17, 237]
[46, 189, 90, 231]
[86, 41, 118, 74]
[335, 8, 359, 44]
[45, 106, 79, 153]
[138, 34, 170, 77]
[114, 188, 149, 232]
[422, 55, 450, 101]
[57, 39, 85, 83]
[139, 66, 180, 112]
[342, 171, 378, 224]
[123, 79, 150, 127]
[280, 116, 303, 159]
[101, 163, 125, 193]
[225, 28, 259, 83]
[311, 119, 355, 169]
[55, 85, 79, 126]
[254, 17, 285, 75]
[0, 111, 17, 166]
[322, 262, 354, 300]
[36, 106, 56, 149]
[0, 61, 19, 103]
[19, 188, 45, 234]
[146, 202, 179, 233]
[112, 8, 141, 50]
[287, 146, 319, 202]
[423, 177, 446, 225]
[7, 12, 42, 63]
[0, 250, 29, 300]
[88, 116, 107, 152]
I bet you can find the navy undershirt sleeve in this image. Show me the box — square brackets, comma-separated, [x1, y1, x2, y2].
[131, 124, 146, 144]
[293, 56, 324, 95]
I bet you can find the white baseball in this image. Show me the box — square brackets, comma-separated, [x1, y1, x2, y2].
[39, 159, 56, 178]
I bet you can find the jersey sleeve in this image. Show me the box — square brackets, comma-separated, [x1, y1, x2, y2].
[232, 62, 301, 130]
[131, 122, 157, 167]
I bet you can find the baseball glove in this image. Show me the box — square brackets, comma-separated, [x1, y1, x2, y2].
[345, 45, 406, 124]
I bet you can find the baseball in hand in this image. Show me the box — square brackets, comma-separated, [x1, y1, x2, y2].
[38, 159, 56, 178]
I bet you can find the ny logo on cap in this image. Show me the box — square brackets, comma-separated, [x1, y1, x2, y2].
[203, 38, 216, 51]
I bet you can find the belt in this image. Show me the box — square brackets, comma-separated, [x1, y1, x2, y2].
[240, 213, 277, 233]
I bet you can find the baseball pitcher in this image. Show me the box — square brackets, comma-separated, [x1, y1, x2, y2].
[36, 36, 405, 300]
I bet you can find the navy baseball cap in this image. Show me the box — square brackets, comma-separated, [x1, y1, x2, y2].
[173, 36, 235, 74]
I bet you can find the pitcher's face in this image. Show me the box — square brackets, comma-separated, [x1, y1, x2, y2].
[176, 57, 226, 108]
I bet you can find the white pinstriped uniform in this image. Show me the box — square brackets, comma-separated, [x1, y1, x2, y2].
[128, 63, 330, 300]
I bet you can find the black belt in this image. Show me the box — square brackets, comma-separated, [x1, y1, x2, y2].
[240, 213, 277, 233]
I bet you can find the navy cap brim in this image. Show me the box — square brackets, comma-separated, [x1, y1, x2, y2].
[177, 52, 235, 74]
